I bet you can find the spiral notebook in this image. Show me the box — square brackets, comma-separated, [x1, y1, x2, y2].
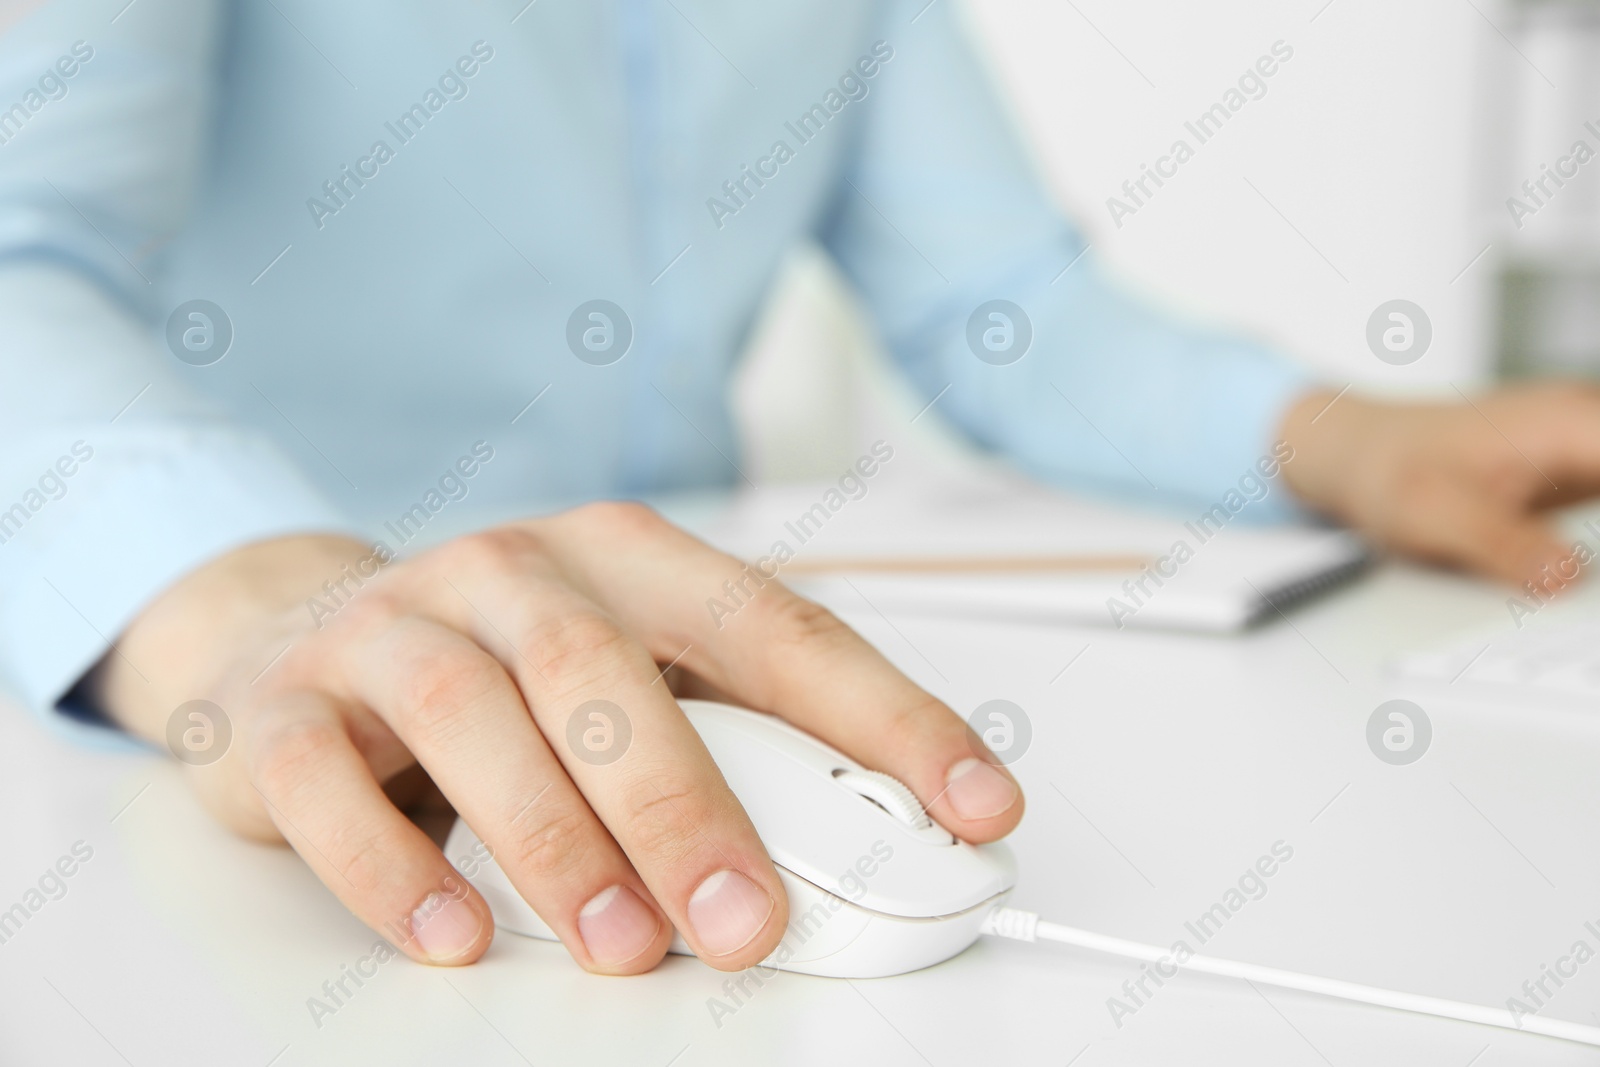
[691, 475, 1369, 633]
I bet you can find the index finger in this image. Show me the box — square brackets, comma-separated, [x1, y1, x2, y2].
[413, 533, 791, 972]
[531, 504, 1024, 843]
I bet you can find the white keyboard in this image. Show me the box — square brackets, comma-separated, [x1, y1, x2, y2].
[1394, 615, 1600, 706]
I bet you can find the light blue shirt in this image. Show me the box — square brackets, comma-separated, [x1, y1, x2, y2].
[0, 0, 1309, 718]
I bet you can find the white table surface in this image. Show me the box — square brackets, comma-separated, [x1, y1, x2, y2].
[2, 550, 1598, 1067]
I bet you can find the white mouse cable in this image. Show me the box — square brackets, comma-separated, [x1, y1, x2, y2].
[980, 907, 1600, 1048]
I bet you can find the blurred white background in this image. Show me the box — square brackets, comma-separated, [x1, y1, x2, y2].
[732, 0, 1595, 484]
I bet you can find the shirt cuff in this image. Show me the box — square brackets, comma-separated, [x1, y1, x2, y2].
[0, 424, 360, 721]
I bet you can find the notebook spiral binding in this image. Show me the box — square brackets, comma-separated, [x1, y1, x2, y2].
[1244, 552, 1372, 626]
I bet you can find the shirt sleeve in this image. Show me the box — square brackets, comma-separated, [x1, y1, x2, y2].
[818, 0, 1316, 514]
[0, 0, 356, 725]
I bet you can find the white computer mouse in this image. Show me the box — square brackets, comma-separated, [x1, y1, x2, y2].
[445, 699, 1016, 978]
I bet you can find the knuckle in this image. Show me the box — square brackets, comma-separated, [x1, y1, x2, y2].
[321, 820, 393, 894]
[570, 499, 665, 536]
[240, 710, 401, 895]
[507, 807, 594, 882]
[246, 712, 343, 796]
[395, 652, 501, 740]
[879, 694, 956, 752]
[523, 610, 635, 683]
[446, 527, 541, 575]
[619, 773, 722, 862]
[332, 589, 405, 637]
[753, 591, 851, 650]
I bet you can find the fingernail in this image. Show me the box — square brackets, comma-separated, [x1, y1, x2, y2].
[411, 891, 483, 963]
[578, 885, 661, 967]
[945, 757, 1019, 821]
[687, 869, 773, 957]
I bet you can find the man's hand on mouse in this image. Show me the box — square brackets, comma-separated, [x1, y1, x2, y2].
[86, 503, 1024, 974]
[1280, 381, 1600, 587]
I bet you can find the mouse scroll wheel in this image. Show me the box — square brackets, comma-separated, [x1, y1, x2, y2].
[833, 769, 934, 831]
